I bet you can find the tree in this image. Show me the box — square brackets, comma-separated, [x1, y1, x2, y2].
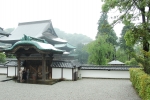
[119, 25, 134, 61]
[86, 35, 114, 65]
[116, 48, 128, 62]
[54, 28, 92, 46]
[96, 12, 118, 46]
[73, 43, 89, 64]
[102, 0, 150, 74]
[96, 13, 118, 60]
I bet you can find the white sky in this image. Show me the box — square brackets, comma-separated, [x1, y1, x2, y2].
[0, 0, 123, 40]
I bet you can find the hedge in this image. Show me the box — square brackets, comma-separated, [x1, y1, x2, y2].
[130, 68, 150, 100]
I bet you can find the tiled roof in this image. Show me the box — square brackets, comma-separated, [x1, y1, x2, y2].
[5, 61, 18, 66]
[54, 43, 76, 52]
[5, 60, 23, 67]
[0, 63, 6, 68]
[0, 27, 10, 37]
[81, 65, 139, 71]
[52, 38, 67, 43]
[108, 60, 125, 65]
[3, 59, 81, 68]
[51, 61, 73, 68]
[71, 60, 81, 67]
[55, 43, 76, 49]
[51, 60, 81, 68]
[0, 20, 54, 41]
[0, 20, 67, 45]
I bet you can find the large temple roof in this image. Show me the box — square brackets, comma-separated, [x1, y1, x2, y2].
[0, 20, 67, 45]
[0, 27, 10, 37]
[54, 43, 76, 52]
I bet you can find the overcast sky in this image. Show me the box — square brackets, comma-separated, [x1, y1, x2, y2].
[0, 0, 123, 40]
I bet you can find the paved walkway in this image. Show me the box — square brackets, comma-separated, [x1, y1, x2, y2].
[0, 75, 141, 100]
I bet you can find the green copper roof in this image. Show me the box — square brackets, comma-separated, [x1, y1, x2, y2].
[4, 35, 64, 53]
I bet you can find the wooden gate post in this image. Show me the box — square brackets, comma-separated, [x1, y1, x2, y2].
[42, 54, 46, 81]
[17, 55, 21, 80]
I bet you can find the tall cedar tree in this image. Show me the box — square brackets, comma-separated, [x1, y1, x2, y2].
[86, 35, 114, 65]
[96, 12, 118, 46]
[97, 12, 118, 60]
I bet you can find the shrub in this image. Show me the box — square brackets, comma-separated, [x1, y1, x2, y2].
[125, 58, 138, 66]
[130, 68, 150, 100]
[0, 53, 6, 63]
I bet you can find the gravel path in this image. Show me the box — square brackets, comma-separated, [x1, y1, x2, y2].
[0, 75, 12, 82]
[0, 78, 141, 100]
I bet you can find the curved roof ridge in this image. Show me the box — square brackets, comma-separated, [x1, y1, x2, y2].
[18, 20, 51, 26]
[4, 40, 64, 54]
[55, 43, 76, 49]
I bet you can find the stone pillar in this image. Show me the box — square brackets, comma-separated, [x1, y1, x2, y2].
[42, 54, 46, 81]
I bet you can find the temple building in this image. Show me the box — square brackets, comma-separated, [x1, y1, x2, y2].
[0, 27, 10, 37]
[0, 20, 80, 81]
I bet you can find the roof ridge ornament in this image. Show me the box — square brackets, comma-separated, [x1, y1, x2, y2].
[21, 34, 48, 43]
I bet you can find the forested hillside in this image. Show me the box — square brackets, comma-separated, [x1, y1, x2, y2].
[54, 28, 92, 46]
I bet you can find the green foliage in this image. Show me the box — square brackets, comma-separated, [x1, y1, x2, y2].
[116, 48, 130, 62]
[95, 12, 118, 62]
[125, 58, 138, 66]
[102, 0, 150, 74]
[73, 43, 89, 64]
[97, 12, 118, 46]
[54, 28, 92, 46]
[130, 68, 150, 100]
[54, 28, 92, 64]
[86, 35, 114, 65]
[130, 51, 150, 74]
[0, 53, 6, 63]
[119, 25, 133, 50]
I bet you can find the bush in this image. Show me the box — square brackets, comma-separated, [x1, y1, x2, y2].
[0, 53, 6, 63]
[130, 58, 138, 65]
[130, 68, 150, 100]
[125, 58, 138, 66]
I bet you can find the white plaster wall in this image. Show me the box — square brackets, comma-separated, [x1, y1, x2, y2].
[52, 68, 61, 79]
[78, 69, 82, 79]
[81, 70, 130, 78]
[0, 67, 7, 74]
[76, 68, 78, 72]
[63, 68, 72, 80]
[8, 67, 24, 77]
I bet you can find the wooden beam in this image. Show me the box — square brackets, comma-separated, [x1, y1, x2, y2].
[72, 68, 74, 81]
[7, 66, 8, 77]
[20, 57, 52, 60]
[15, 66, 16, 77]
